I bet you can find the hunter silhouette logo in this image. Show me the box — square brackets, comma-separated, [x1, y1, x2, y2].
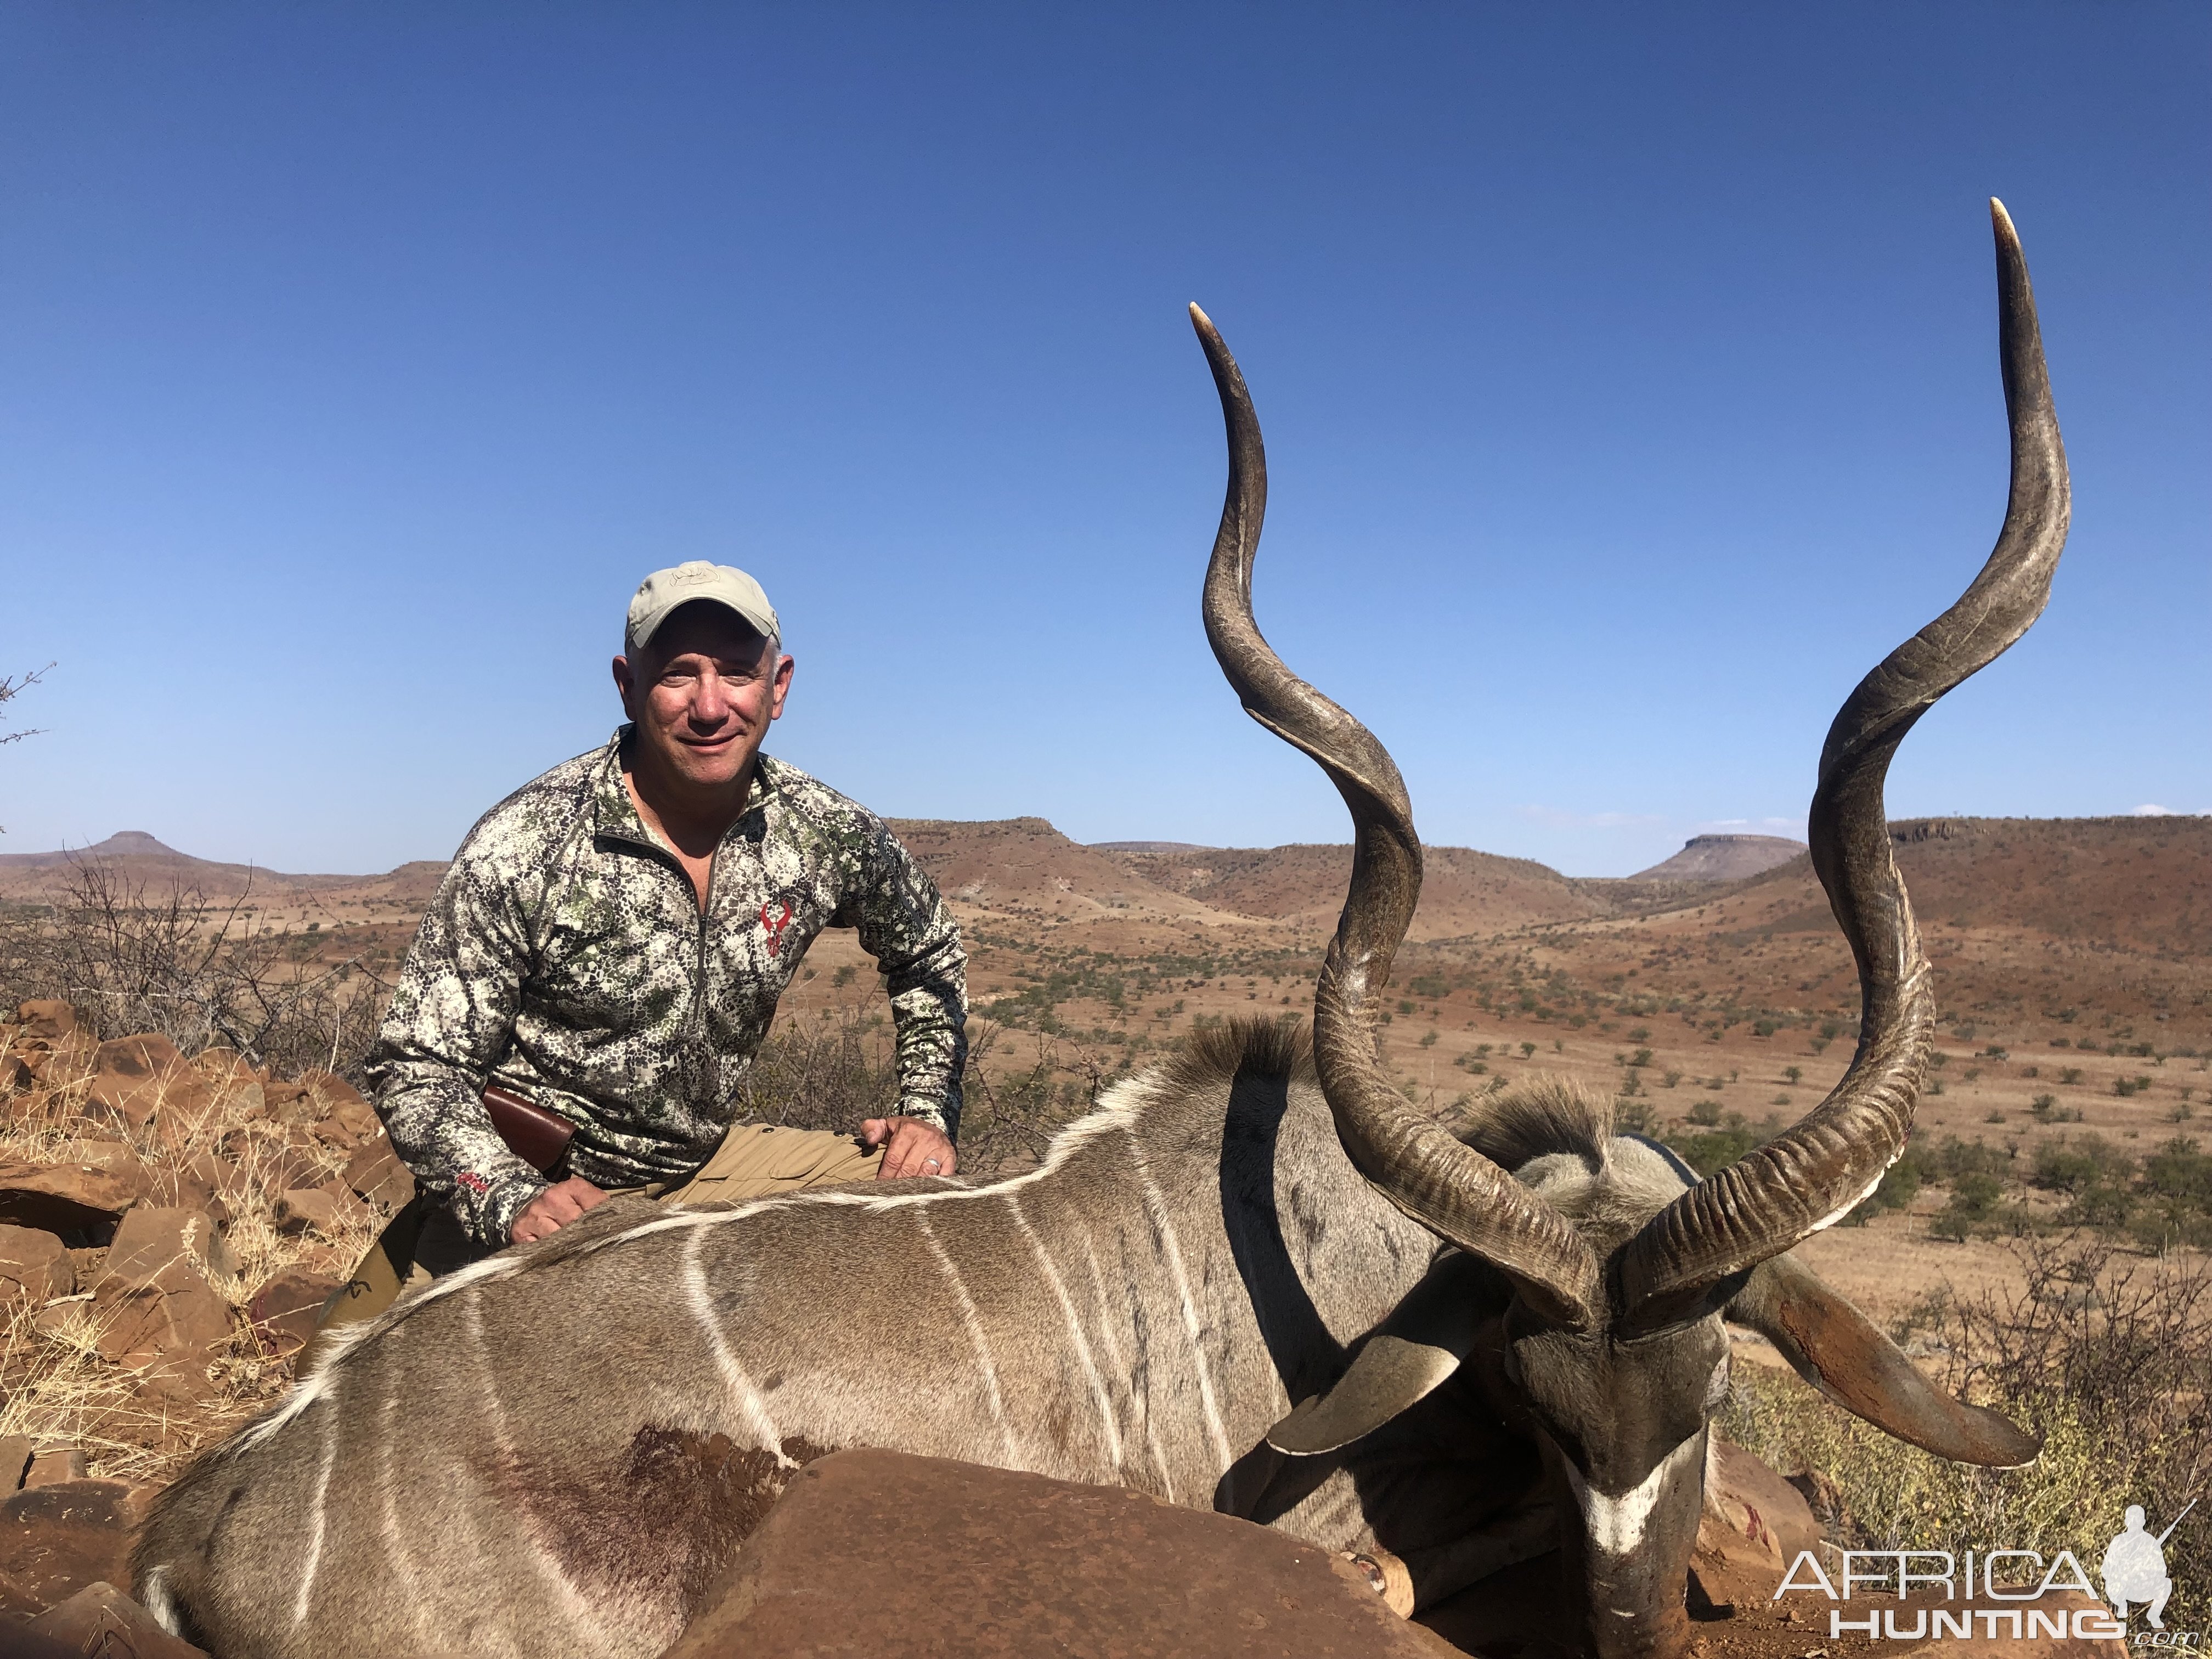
[759, 900, 794, 955]
[2104, 1500, 2191, 1629]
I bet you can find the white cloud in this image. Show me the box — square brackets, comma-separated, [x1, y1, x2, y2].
[2134, 804, 2178, 816]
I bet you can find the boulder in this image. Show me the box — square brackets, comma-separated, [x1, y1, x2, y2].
[0, 1148, 149, 1238]
[92, 1210, 237, 1390]
[302, 1074, 380, 1147]
[0, 1052, 31, 1093]
[0, 1438, 29, 1492]
[92, 1284, 234, 1394]
[0, 1226, 74, 1306]
[1689, 1434, 1825, 1610]
[102, 1208, 237, 1294]
[0, 1617, 78, 1659]
[22, 1451, 84, 1489]
[82, 1035, 200, 1130]
[272, 1186, 354, 1238]
[663, 1448, 1460, 1659]
[0, 1480, 144, 1617]
[24, 1580, 210, 1658]
[343, 1137, 414, 1209]
[249, 1266, 343, 1357]
[148, 1149, 232, 1226]
[262, 1079, 311, 1115]
[15, 1003, 77, 1042]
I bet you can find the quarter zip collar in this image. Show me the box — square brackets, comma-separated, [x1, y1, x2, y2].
[594, 725, 781, 878]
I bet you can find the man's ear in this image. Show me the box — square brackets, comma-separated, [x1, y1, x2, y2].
[766, 653, 794, 721]
[1728, 1252, 2039, 1468]
[612, 654, 640, 721]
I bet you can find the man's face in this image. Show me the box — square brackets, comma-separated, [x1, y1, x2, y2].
[613, 601, 793, 793]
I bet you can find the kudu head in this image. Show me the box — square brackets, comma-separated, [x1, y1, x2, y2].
[1192, 200, 2067, 1659]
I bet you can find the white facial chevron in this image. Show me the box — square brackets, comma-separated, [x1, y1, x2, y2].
[1562, 1434, 1705, 1556]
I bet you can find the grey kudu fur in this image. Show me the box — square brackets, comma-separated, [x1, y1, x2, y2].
[137, 202, 2063, 1659]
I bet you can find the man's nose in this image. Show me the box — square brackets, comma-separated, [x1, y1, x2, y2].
[690, 670, 733, 725]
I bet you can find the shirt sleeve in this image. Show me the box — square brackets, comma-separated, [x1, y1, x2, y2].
[837, 821, 968, 1140]
[364, 847, 550, 1248]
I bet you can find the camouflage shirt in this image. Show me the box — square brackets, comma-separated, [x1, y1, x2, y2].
[366, 733, 967, 1248]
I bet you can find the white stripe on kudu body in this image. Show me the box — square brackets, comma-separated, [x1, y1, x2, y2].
[1126, 1127, 1234, 1469]
[682, 1227, 791, 1463]
[1006, 1190, 1125, 1475]
[289, 1404, 337, 1628]
[915, 1208, 1019, 1464]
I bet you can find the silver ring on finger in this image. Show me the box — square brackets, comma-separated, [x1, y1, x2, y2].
[923, 1159, 941, 1171]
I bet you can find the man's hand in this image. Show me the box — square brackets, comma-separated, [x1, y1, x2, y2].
[862, 1116, 957, 1180]
[510, 1176, 608, 1244]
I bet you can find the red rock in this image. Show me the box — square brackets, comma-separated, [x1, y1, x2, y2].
[249, 1266, 344, 1357]
[664, 1448, 1460, 1659]
[101, 1209, 236, 1294]
[25, 1580, 210, 1657]
[1689, 1434, 1825, 1611]
[272, 1187, 346, 1238]
[89, 1034, 182, 1082]
[15, 1003, 77, 1042]
[342, 1137, 414, 1209]
[0, 1480, 144, 1617]
[303, 1074, 379, 1146]
[0, 1226, 73, 1305]
[149, 1150, 232, 1226]
[0, 1148, 149, 1237]
[0, 1617, 78, 1658]
[0, 1437, 30, 1492]
[22, 1450, 85, 1489]
[92, 1210, 238, 1391]
[92, 1284, 233, 1390]
[82, 1035, 194, 1130]
[0, 1052, 31, 1093]
[256, 1081, 309, 1124]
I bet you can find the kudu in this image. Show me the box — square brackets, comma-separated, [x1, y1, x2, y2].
[137, 199, 2063, 1659]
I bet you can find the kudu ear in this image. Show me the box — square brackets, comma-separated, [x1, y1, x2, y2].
[1728, 1251, 2040, 1468]
[1267, 1255, 1502, 1456]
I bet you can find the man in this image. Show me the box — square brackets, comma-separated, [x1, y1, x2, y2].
[2102, 1504, 2177, 1629]
[326, 561, 965, 1327]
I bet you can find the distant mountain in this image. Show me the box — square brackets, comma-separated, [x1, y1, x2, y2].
[1630, 834, 1807, 882]
[0, 831, 445, 903]
[1088, 840, 1217, 854]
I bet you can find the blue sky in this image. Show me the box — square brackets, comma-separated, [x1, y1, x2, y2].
[1, 4, 2204, 877]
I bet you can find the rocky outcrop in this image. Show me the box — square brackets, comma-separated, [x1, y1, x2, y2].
[0, 1001, 415, 1628]
[0, 1146, 149, 1238]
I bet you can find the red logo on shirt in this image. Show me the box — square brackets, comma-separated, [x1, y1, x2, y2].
[457, 1171, 489, 1195]
[760, 900, 795, 955]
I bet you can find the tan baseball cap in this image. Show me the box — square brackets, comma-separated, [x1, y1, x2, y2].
[624, 561, 781, 657]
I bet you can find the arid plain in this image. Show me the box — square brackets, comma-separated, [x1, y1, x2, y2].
[8, 810, 2207, 1331]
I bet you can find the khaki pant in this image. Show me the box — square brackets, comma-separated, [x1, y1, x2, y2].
[305, 1124, 881, 1363]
